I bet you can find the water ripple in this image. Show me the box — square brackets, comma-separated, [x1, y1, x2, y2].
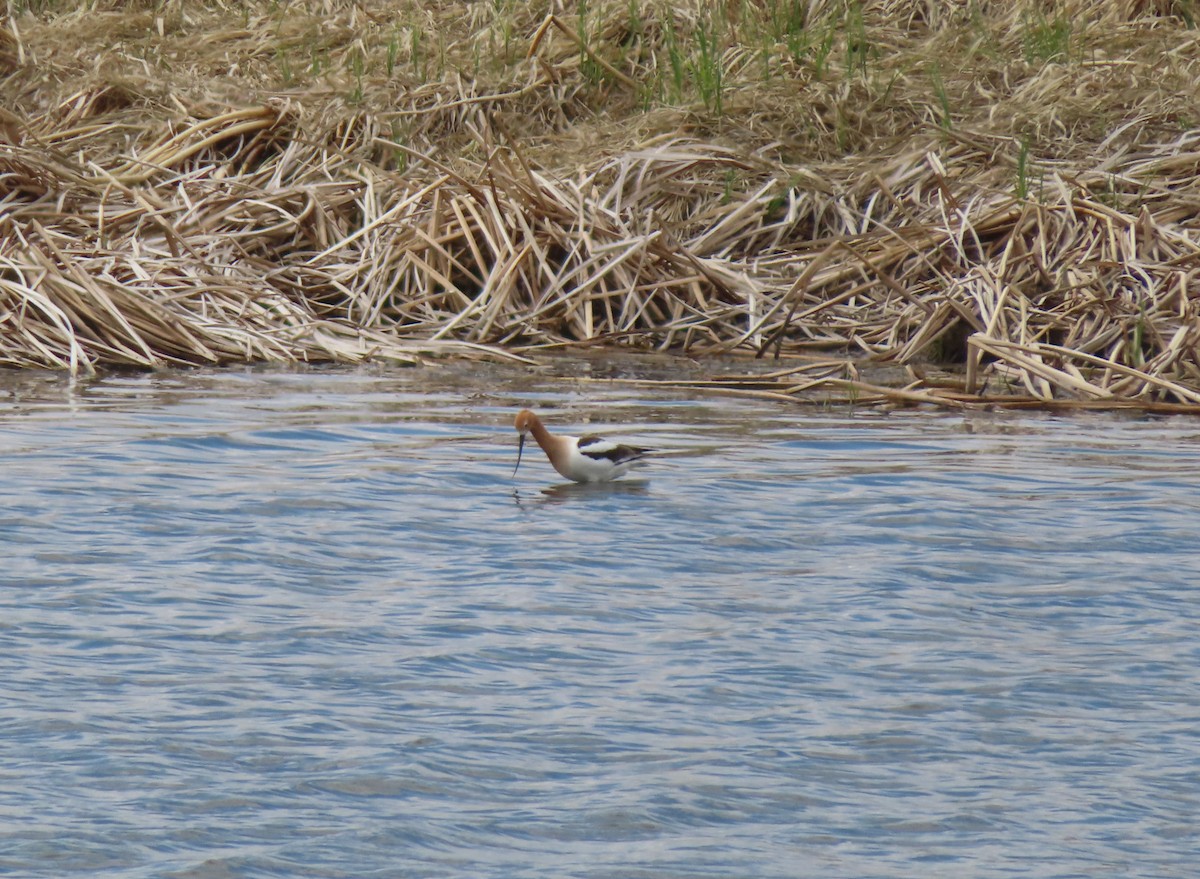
[0, 367, 1198, 878]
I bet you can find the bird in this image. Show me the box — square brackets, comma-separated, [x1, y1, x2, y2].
[512, 409, 650, 483]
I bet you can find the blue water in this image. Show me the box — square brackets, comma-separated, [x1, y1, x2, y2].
[1, 363, 1198, 878]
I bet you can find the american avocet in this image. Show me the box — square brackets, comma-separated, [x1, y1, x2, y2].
[513, 409, 650, 483]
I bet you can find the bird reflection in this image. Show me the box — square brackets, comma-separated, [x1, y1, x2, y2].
[511, 479, 650, 509]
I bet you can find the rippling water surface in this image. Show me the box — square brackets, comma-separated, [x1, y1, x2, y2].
[1, 360, 1198, 878]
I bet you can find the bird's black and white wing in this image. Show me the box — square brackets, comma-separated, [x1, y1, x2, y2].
[578, 434, 650, 466]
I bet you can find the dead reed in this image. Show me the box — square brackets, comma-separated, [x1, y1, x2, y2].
[2, 1, 1200, 409]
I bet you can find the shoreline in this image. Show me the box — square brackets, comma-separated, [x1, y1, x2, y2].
[2, 2, 1199, 411]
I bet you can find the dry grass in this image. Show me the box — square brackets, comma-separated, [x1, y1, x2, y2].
[3, 0, 1200, 408]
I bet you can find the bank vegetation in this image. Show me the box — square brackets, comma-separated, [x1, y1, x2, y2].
[3, 0, 1200, 410]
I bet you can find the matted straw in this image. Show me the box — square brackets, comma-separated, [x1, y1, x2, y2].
[1, 1, 1199, 411]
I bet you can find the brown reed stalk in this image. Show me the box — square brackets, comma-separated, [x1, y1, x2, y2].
[0, 1, 1198, 411]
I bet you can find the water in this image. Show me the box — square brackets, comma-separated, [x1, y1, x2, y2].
[1, 361, 1198, 878]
